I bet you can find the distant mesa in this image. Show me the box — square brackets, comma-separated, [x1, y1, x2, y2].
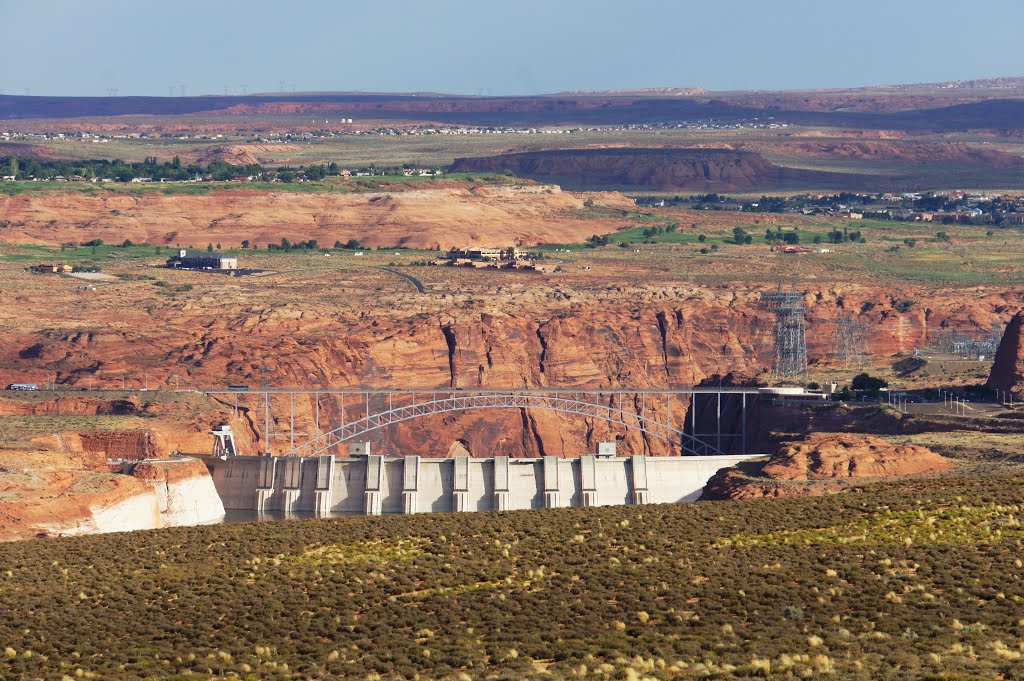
[2, 90, 1023, 132]
[450, 147, 874, 192]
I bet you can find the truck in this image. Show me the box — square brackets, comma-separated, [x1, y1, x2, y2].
[6, 383, 39, 391]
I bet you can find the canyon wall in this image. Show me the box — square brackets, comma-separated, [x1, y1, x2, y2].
[131, 459, 226, 526]
[0, 284, 1015, 459]
[26, 477, 163, 539]
[0, 446, 224, 541]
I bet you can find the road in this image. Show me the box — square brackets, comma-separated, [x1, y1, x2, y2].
[375, 266, 425, 293]
[901, 400, 1008, 418]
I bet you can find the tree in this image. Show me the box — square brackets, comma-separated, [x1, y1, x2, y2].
[697, 234, 706, 243]
[207, 243, 214, 252]
[215, 242, 221, 250]
[7, 157, 17, 178]
[851, 372, 887, 396]
[241, 240, 250, 249]
[732, 226, 752, 244]
[344, 238, 360, 250]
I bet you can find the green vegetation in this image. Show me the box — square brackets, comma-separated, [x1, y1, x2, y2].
[851, 372, 889, 396]
[0, 172, 515, 197]
[0, 155, 263, 183]
[3, 474, 1024, 679]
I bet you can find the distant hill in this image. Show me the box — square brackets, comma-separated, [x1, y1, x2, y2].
[450, 148, 880, 192]
[1, 89, 1022, 134]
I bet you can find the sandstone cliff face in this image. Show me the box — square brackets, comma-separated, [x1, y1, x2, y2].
[0, 283, 1013, 459]
[0, 452, 224, 541]
[0, 410, 227, 540]
[986, 312, 1024, 395]
[0, 186, 634, 250]
[0, 396, 138, 416]
[131, 459, 225, 526]
[700, 434, 954, 501]
[0, 468, 163, 541]
[32, 483, 163, 538]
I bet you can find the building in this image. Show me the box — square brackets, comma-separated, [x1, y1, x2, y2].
[33, 263, 73, 273]
[448, 246, 526, 262]
[165, 249, 238, 271]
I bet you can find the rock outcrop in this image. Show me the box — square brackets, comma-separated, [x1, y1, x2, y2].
[0, 454, 224, 541]
[700, 434, 954, 501]
[0, 415, 226, 540]
[986, 311, 1024, 396]
[31, 482, 164, 539]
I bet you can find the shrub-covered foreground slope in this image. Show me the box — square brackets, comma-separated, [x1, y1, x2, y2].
[2, 474, 1024, 679]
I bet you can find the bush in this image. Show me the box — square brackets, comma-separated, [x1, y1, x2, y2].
[851, 372, 887, 395]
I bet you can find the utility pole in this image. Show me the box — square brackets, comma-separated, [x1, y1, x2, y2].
[761, 281, 807, 379]
[261, 363, 271, 456]
[832, 312, 869, 368]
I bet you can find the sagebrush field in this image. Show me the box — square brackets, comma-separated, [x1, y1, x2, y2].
[2, 473, 1024, 679]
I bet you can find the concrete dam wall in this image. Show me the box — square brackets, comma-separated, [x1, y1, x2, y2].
[207, 453, 759, 515]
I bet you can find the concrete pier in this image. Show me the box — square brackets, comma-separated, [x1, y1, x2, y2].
[207, 452, 760, 515]
[365, 455, 383, 516]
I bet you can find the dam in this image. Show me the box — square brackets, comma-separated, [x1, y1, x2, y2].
[204, 441, 760, 515]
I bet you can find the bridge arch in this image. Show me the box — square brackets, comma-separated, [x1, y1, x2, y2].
[278, 390, 740, 457]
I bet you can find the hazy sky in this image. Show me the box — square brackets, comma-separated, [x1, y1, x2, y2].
[3, 0, 1023, 96]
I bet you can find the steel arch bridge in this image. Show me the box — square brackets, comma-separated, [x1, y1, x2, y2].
[204, 388, 756, 458]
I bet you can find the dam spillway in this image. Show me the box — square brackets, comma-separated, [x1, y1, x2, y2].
[204, 453, 760, 515]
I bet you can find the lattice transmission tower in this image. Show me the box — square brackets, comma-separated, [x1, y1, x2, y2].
[832, 312, 869, 367]
[761, 283, 807, 378]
